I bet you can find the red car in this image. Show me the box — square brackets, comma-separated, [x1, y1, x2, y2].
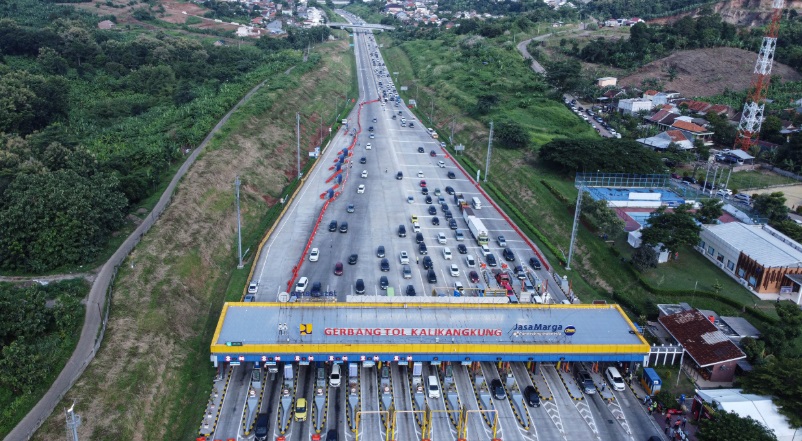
[469, 271, 480, 283]
[334, 262, 343, 276]
[419, 180, 427, 187]
[430, 150, 437, 157]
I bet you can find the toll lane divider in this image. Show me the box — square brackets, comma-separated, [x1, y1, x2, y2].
[440, 145, 551, 273]
[285, 100, 378, 292]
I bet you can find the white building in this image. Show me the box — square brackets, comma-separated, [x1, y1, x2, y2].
[618, 98, 653, 116]
[694, 389, 798, 441]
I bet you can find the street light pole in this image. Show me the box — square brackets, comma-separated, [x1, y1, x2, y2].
[484, 121, 493, 183]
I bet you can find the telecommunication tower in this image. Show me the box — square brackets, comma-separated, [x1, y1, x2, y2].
[735, 0, 785, 151]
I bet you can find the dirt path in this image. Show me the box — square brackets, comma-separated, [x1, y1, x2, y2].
[4, 74, 274, 441]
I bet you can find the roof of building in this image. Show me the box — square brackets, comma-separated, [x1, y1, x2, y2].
[643, 89, 659, 96]
[672, 119, 711, 133]
[703, 222, 802, 267]
[708, 104, 731, 115]
[658, 310, 746, 367]
[719, 316, 761, 338]
[665, 130, 689, 143]
[648, 109, 675, 123]
[695, 389, 796, 439]
[726, 149, 755, 160]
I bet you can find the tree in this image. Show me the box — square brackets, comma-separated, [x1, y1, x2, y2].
[639, 204, 701, 255]
[697, 410, 778, 441]
[494, 120, 530, 149]
[539, 138, 665, 174]
[752, 192, 788, 222]
[632, 245, 658, 272]
[544, 58, 582, 92]
[695, 198, 724, 224]
[582, 193, 625, 236]
[740, 357, 802, 429]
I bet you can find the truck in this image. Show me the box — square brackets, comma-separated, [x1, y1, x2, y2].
[462, 207, 489, 245]
[453, 193, 468, 209]
[494, 270, 516, 297]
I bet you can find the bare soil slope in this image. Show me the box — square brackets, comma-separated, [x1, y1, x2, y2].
[618, 47, 802, 98]
[648, 0, 802, 27]
[31, 41, 352, 441]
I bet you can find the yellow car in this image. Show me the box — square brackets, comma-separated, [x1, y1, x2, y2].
[411, 215, 418, 223]
[294, 398, 308, 422]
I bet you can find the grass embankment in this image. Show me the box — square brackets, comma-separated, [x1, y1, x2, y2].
[31, 39, 354, 441]
[727, 168, 799, 191]
[378, 32, 780, 327]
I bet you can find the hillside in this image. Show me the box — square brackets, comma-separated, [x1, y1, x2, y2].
[618, 47, 802, 97]
[647, 0, 802, 26]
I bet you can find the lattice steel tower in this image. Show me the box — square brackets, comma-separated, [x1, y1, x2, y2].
[735, 0, 785, 151]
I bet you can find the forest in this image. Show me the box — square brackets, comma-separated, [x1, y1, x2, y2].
[0, 0, 328, 273]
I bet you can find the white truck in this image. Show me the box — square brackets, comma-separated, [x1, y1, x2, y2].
[462, 207, 489, 245]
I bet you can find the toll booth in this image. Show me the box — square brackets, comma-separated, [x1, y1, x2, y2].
[641, 368, 662, 395]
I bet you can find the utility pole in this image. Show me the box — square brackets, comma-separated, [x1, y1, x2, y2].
[236, 176, 243, 269]
[65, 402, 81, 441]
[484, 121, 493, 183]
[296, 112, 301, 179]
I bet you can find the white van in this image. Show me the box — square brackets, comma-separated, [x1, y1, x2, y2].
[426, 375, 441, 398]
[605, 366, 625, 391]
[471, 197, 482, 209]
[330, 364, 342, 387]
[295, 277, 309, 293]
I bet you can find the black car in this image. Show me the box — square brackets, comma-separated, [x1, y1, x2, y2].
[348, 254, 358, 265]
[432, 217, 440, 226]
[490, 379, 506, 399]
[444, 211, 453, 220]
[416, 232, 424, 244]
[310, 282, 322, 297]
[355, 279, 365, 294]
[417, 146, 425, 153]
[377, 246, 385, 258]
[368, 126, 374, 132]
[515, 265, 526, 279]
[326, 429, 338, 441]
[486, 253, 497, 267]
[503, 247, 515, 262]
[529, 257, 542, 270]
[360, 157, 367, 164]
[329, 220, 338, 232]
[422, 256, 433, 269]
[419, 242, 428, 255]
[449, 219, 458, 229]
[441, 203, 449, 212]
[405, 285, 417, 296]
[380, 276, 389, 290]
[422, 187, 429, 195]
[457, 244, 467, 254]
[447, 171, 456, 179]
[445, 186, 454, 195]
[396, 171, 403, 180]
[430, 150, 437, 157]
[398, 224, 406, 237]
[428, 206, 437, 215]
[380, 258, 390, 272]
[427, 268, 437, 283]
[524, 386, 540, 407]
[425, 196, 433, 204]
[468, 270, 480, 283]
[409, 122, 414, 128]
[339, 222, 348, 233]
[681, 176, 697, 184]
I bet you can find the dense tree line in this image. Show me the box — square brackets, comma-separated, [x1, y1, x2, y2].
[0, 280, 87, 395]
[581, 0, 719, 20]
[0, 2, 317, 272]
[538, 138, 666, 174]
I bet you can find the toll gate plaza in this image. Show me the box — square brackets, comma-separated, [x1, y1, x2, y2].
[210, 303, 649, 364]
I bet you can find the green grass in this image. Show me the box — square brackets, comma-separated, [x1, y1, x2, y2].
[727, 169, 798, 192]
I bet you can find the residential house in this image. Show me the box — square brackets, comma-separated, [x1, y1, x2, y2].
[671, 117, 713, 145]
[647, 108, 680, 131]
[658, 309, 746, 383]
[698, 222, 802, 298]
[618, 98, 654, 116]
[651, 91, 681, 106]
[603, 19, 619, 27]
[642, 90, 659, 100]
[637, 129, 694, 151]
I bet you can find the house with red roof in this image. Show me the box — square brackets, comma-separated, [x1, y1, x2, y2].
[672, 118, 713, 145]
[658, 309, 746, 383]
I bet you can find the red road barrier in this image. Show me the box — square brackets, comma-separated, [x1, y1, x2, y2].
[440, 146, 550, 272]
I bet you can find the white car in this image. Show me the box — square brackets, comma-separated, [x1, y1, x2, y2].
[400, 251, 410, 264]
[407, 196, 414, 204]
[361, 170, 368, 178]
[412, 222, 421, 233]
[438, 161, 445, 168]
[443, 247, 453, 260]
[369, 133, 375, 139]
[437, 232, 447, 244]
[417, 171, 424, 178]
[497, 235, 507, 247]
[357, 184, 365, 194]
[449, 264, 460, 277]
[480, 245, 491, 257]
[309, 248, 320, 262]
[248, 282, 258, 294]
[466, 255, 476, 267]
[366, 143, 372, 150]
